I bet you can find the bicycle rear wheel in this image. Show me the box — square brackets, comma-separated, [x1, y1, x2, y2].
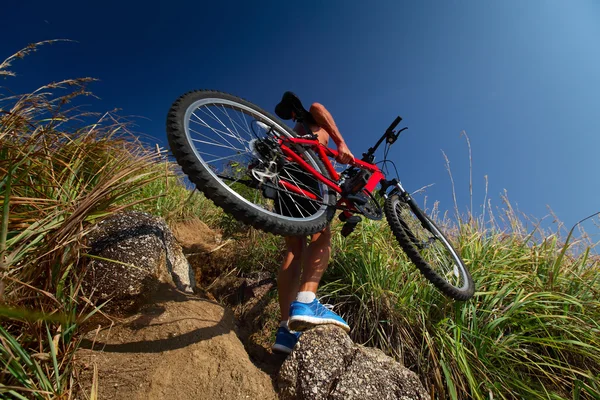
[166, 90, 336, 236]
[384, 193, 474, 300]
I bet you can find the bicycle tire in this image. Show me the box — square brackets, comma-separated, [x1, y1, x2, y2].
[166, 90, 336, 236]
[384, 193, 474, 300]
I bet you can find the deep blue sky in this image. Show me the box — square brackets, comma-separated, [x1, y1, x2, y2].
[3, 1, 599, 236]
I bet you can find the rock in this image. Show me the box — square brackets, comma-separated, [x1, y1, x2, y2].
[208, 271, 274, 307]
[82, 211, 194, 309]
[170, 218, 232, 285]
[277, 325, 428, 400]
[76, 284, 277, 400]
[240, 271, 274, 303]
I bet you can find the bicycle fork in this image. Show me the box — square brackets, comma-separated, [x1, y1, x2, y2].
[337, 178, 401, 237]
[379, 178, 408, 200]
[381, 178, 437, 247]
[338, 178, 413, 238]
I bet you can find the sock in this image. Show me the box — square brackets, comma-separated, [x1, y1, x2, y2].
[279, 320, 289, 330]
[296, 291, 316, 303]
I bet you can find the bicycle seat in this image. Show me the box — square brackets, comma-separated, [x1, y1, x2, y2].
[275, 91, 311, 121]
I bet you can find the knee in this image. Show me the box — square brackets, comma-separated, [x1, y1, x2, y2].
[312, 226, 331, 243]
[285, 236, 305, 258]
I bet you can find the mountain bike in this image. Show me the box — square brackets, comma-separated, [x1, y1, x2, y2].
[166, 90, 474, 300]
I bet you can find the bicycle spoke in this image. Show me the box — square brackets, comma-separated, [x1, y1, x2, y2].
[197, 107, 248, 149]
[281, 168, 320, 199]
[182, 96, 330, 222]
[212, 105, 246, 145]
[190, 115, 242, 142]
[204, 153, 246, 164]
[218, 104, 251, 143]
[236, 105, 252, 134]
[190, 135, 246, 152]
[188, 123, 242, 152]
[278, 188, 310, 218]
[191, 111, 244, 148]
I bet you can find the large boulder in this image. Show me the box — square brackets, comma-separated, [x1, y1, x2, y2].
[277, 325, 428, 400]
[82, 211, 194, 310]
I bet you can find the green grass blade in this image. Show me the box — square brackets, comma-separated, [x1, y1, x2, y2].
[46, 324, 61, 393]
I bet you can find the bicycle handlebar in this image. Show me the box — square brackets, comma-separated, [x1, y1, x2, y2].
[386, 116, 402, 133]
[361, 116, 405, 163]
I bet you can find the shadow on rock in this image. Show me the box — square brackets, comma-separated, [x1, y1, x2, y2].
[76, 282, 277, 400]
[80, 283, 233, 354]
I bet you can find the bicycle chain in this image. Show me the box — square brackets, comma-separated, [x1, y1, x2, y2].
[217, 174, 362, 213]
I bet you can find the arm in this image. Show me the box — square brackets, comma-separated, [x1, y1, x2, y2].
[309, 102, 354, 164]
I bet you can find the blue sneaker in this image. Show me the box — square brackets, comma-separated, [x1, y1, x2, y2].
[288, 299, 350, 332]
[272, 327, 301, 354]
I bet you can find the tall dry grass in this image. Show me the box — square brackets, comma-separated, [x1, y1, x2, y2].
[0, 42, 213, 398]
[320, 179, 600, 398]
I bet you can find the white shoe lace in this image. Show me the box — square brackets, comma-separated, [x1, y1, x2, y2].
[318, 298, 335, 311]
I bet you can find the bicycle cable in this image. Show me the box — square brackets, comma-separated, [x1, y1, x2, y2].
[375, 142, 401, 182]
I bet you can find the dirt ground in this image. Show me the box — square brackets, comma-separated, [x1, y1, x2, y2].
[76, 284, 278, 400]
[75, 218, 284, 400]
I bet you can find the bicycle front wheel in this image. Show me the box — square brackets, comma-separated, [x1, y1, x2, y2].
[166, 90, 336, 236]
[384, 193, 474, 300]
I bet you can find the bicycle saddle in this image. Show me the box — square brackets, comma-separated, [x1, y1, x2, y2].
[275, 91, 310, 121]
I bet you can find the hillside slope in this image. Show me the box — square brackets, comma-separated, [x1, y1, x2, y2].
[76, 285, 277, 400]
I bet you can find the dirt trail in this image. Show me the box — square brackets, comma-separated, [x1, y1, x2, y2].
[76, 284, 278, 400]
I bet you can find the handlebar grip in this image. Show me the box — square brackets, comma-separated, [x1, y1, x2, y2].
[386, 116, 402, 132]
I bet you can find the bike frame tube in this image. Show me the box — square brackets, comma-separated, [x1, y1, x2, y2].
[279, 137, 386, 198]
[279, 144, 342, 195]
[279, 179, 318, 199]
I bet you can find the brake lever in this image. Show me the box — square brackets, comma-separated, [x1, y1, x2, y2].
[387, 127, 408, 144]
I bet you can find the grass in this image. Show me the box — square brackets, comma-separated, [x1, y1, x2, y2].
[2, 41, 599, 399]
[319, 195, 600, 398]
[0, 42, 218, 399]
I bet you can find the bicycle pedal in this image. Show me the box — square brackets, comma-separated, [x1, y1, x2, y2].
[341, 222, 358, 237]
[340, 216, 362, 237]
[345, 215, 362, 225]
[341, 224, 355, 237]
[338, 212, 354, 222]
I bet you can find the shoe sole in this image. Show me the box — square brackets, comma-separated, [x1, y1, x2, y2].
[271, 344, 293, 354]
[288, 315, 350, 333]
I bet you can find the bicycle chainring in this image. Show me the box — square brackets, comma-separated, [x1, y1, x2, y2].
[355, 190, 383, 220]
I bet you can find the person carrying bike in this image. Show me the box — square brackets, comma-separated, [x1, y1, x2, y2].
[167, 89, 474, 354]
[271, 92, 354, 354]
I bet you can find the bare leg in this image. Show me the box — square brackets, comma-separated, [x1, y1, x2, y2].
[278, 236, 305, 320]
[288, 225, 349, 332]
[298, 226, 331, 294]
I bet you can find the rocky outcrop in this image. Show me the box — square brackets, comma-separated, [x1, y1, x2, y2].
[82, 211, 194, 310]
[76, 284, 278, 400]
[277, 325, 428, 400]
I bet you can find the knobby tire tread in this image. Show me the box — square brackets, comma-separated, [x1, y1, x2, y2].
[166, 90, 336, 236]
[384, 194, 474, 300]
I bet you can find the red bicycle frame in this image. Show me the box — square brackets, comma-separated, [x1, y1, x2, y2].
[277, 137, 385, 205]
